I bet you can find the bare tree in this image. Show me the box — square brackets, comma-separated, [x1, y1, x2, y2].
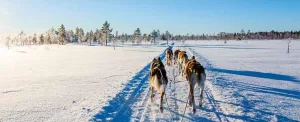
[19, 30, 25, 46]
[114, 31, 118, 50]
[5, 36, 10, 50]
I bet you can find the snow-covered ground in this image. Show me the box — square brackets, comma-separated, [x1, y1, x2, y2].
[185, 40, 300, 122]
[1, 40, 299, 122]
[89, 40, 300, 122]
[0, 43, 166, 122]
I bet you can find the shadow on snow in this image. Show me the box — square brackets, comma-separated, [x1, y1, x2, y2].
[209, 68, 300, 83]
[90, 43, 174, 122]
[190, 48, 299, 122]
[213, 77, 299, 122]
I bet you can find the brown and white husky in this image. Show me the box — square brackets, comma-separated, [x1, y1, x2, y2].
[183, 56, 206, 114]
[149, 57, 168, 112]
[177, 51, 189, 76]
[173, 49, 181, 65]
[165, 48, 173, 66]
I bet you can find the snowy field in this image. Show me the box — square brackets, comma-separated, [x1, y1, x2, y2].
[183, 40, 300, 121]
[0, 43, 166, 122]
[0, 40, 299, 122]
[89, 40, 300, 122]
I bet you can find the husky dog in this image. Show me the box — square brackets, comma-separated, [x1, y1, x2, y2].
[177, 51, 188, 76]
[183, 56, 206, 114]
[149, 57, 168, 112]
[165, 48, 173, 66]
[173, 49, 180, 65]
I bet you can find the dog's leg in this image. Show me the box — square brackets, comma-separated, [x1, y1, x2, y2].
[159, 91, 165, 113]
[150, 86, 155, 102]
[188, 83, 192, 107]
[199, 73, 206, 107]
[199, 83, 204, 107]
[190, 83, 196, 114]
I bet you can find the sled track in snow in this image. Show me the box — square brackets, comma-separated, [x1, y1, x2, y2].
[90, 43, 230, 122]
[139, 65, 181, 122]
[186, 47, 229, 122]
[90, 45, 173, 122]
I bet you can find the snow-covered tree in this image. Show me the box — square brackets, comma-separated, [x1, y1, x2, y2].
[33, 33, 37, 44]
[19, 30, 25, 46]
[39, 34, 44, 45]
[44, 27, 58, 44]
[85, 31, 90, 44]
[125, 33, 128, 43]
[79, 28, 85, 44]
[58, 24, 66, 45]
[68, 30, 74, 43]
[240, 29, 245, 40]
[120, 33, 125, 45]
[134, 28, 141, 45]
[113, 31, 118, 50]
[5, 36, 10, 50]
[147, 34, 151, 42]
[151, 30, 158, 44]
[46, 34, 51, 44]
[75, 27, 80, 43]
[88, 30, 94, 46]
[157, 29, 161, 40]
[142, 33, 147, 43]
[165, 30, 170, 44]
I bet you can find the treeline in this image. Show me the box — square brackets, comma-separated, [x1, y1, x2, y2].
[4, 21, 164, 46]
[4, 21, 300, 47]
[170, 30, 300, 40]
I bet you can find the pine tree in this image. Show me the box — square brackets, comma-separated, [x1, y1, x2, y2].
[147, 34, 151, 42]
[121, 33, 125, 45]
[19, 30, 25, 46]
[85, 31, 90, 44]
[70, 30, 74, 42]
[143, 33, 147, 43]
[157, 29, 161, 40]
[125, 33, 128, 42]
[94, 29, 100, 43]
[100, 21, 113, 46]
[80, 28, 85, 44]
[165, 30, 170, 44]
[46, 34, 51, 44]
[40, 34, 44, 45]
[134, 28, 141, 45]
[75, 27, 80, 43]
[33, 33, 37, 44]
[151, 30, 158, 44]
[58, 24, 66, 45]
[89, 30, 94, 46]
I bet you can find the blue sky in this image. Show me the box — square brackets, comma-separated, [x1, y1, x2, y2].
[1, 0, 299, 35]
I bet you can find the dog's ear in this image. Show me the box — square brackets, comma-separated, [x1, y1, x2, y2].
[192, 56, 195, 59]
[157, 57, 161, 61]
[152, 58, 157, 62]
